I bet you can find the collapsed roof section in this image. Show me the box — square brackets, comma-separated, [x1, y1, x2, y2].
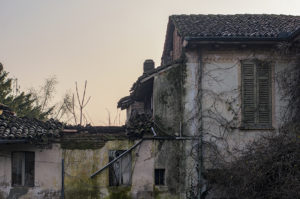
[117, 59, 184, 110]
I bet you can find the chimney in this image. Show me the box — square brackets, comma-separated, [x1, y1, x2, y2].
[143, 59, 154, 74]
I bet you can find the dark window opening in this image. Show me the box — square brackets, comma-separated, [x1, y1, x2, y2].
[12, 152, 34, 187]
[109, 150, 131, 186]
[155, 169, 165, 185]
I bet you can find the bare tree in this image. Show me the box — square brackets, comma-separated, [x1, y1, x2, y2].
[104, 108, 123, 126]
[27, 76, 58, 119]
[65, 81, 91, 126]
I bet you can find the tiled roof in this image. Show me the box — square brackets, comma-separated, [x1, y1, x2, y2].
[170, 14, 300, 40]
[0, 106, 63, 142]
[117, 96, 134, 110]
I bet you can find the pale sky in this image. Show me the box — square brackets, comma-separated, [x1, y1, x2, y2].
[0, 0, 299, 125]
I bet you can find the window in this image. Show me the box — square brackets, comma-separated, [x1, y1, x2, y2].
[12, 152, 35, 186]
[109, 150, 131, 186]
[155, 169, 165, 185]
[241, 60, 272, 129]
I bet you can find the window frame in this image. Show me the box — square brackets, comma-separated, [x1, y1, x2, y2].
[241, 59, 273, 130]
[154, 168, 165, 186]
[11, 151, 35, 187]
[108, 150, 132, 186]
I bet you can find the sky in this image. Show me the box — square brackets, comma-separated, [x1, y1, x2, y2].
[0, 0, 299, 125]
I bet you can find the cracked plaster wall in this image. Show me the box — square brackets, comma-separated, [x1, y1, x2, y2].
[200, 48, 297, 169]
[0, 144, 62, 199]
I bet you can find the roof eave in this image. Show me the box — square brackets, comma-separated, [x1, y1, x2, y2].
[0, 139, 27, 144]
[185, 36, 289, 42]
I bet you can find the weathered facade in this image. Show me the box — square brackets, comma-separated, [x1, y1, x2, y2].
[119, 14, 300, 198]
[0, 105, 183, 199]
[0, 14, 300, 199]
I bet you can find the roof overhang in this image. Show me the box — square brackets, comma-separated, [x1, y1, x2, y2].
[0, 139, 27, 144]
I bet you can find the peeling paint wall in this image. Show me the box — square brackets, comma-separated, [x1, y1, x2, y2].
[182, 50, 201, 137]
[63, 139, 136, 199]
[131, 140, 154, 199]
[153, 140, 187, 199]
[1, 46, 294, 199]
[0, 138, 190, 199]
[153, 63, 186, 136]
[0, 144, 62, 199]
[152, 59, 199, 198]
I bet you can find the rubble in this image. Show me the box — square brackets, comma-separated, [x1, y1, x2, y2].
[125, 112, 153, 138]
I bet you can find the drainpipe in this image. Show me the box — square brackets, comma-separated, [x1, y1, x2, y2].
[198, 50, 204, 199]
[61, 159, 65, 199]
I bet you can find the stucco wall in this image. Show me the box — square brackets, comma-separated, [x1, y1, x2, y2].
[152, 59, 201, 198]
[198, 48, 296, 168]
[63, 139, 180, 199]
[0, 138, 193, 199]
[63, 139, 137, 199]
[152, 47, 296, 198]
[131, 140, 154, 199]
[0, 143, 62, 199]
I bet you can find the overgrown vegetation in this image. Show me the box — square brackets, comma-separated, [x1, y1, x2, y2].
[0, 63, 92, 125]
[0, 63, 53, 120]
[207, 134, 300, 199]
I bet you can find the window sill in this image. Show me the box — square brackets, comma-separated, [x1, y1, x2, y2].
[12, 185, 34, 188]
[154, 185, 168, 191]
[239, 125, 275, 131]
[108, 185, 131, 188]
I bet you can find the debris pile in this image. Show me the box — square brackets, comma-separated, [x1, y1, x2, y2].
[125, 112, 153, 138]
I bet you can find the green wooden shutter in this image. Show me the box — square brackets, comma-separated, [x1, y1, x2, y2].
[242, 62, 256, 126]
[257, 61, 272, 126]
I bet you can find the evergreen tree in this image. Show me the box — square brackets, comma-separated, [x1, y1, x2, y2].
[0, 63, 53, 120]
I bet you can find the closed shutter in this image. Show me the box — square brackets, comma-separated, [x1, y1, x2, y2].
[241, 60, 272, 129]
[257, 61, 271, 126]
[242, 62, 256, 125]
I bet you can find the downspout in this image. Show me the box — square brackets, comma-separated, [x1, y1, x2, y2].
[61, 158, 65, 199]
[198, 49, 204, 199]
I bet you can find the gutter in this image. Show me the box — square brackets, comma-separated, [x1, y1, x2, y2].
[0, 139, 27, 144]
[185, 36, 291, 42]
[61, 159, 65, 199]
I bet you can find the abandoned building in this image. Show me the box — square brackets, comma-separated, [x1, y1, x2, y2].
[0, 14, 300, 199]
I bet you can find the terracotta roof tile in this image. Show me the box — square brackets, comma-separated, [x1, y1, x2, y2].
[0, 109, 63, 141]
[170, 14, 300, 40]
